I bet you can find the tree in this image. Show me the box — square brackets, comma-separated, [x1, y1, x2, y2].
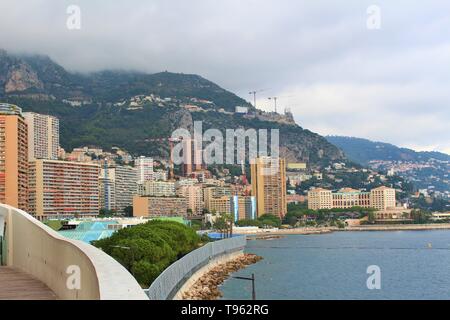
[123, 206, 133, 217]
[368, 211, 376, 224]
[411, 209, 431, 224]
[93, 220, 203, 287]
[213, 213, 234, 238]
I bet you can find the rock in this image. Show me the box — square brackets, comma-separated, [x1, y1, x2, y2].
[182, 253, 263, 300]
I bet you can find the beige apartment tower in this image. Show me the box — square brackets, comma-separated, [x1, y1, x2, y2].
[28, 159, 100, 219]
[177, 185, 204, 216]
[23, 112, 59, 160]
[0, 103, 28, 211]
[250, 157, 287, 219]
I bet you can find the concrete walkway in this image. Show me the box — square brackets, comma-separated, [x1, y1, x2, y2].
[0, 267, 57, 300]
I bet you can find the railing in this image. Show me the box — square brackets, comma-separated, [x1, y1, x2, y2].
[0, 204, 148, 300]
[147, 236, 246, 300]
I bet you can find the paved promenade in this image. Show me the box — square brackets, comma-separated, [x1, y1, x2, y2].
[0, 267, 57, 300]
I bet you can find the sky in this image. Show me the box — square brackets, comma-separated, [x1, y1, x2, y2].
[0, 0, 449, 154]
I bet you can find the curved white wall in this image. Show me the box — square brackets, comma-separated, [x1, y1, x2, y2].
[0, 204, 148, 300]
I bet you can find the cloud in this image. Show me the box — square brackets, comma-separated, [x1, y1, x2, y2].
[0, 0, 449, 153]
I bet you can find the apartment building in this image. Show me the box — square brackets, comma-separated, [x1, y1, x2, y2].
[207, 196, 231, 214]
[250, 157, 287, 218]
[28, 159, 100, 219]
[0, 103, 28, 211]
[138, 180, 176, 197]
[135, 156, 153, 183]
[133, 196, 188, 217]
[99, 174, 115, 211]
[100, 165, 137, 213]
[177, 185, 203, 216]
[230, 195, 257, 221]
[203, 185, 232, 212]
[23, 112, 59, 160]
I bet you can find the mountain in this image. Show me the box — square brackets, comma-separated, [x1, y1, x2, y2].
[0, 49, 250, 111]
[326, 136, 450, 165]
[0, 49, 346, 167]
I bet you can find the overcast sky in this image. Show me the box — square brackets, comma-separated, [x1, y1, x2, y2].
[1, 0, 449, 154]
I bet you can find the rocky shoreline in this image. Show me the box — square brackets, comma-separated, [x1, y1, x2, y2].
[181, 254, 263, 300]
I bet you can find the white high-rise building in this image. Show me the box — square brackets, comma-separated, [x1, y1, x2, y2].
[100, 165, 138, 213]
[23, 112, 59, 160]
[135, 156, 153, 183]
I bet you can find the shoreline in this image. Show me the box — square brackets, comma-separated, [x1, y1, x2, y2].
[180, 253, 263, 300]
[240, 223, 450, 236]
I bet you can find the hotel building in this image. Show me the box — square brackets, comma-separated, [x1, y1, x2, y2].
[308, 186, 396, 211]
[250, 157, 287, 219]
[0, 103, 28, 211]
[370, 186, 397, 210]
[28, 159, 100, 219]
[23, 112, 59, 160]
[307, 188, 333, 210]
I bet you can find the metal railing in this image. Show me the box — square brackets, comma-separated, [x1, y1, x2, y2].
[147, 236, 246, 300]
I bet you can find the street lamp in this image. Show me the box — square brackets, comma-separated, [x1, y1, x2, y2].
[232, 273, 256, 300]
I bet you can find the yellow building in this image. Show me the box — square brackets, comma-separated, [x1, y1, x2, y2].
[133, 196, 188, 217]
[0, 103, 28, 211]
[307, 188, 333, 210]
[370, 186, 396, 210]
[332, 188, 371, 209]
[28, 159, 100, 219]
[250, 157, 287, 218]
[207, 196, 231, 214]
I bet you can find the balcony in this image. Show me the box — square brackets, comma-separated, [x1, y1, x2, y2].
[0, 204, 148, 300]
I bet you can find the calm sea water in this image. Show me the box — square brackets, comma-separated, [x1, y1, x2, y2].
[220, 231, 450, 300]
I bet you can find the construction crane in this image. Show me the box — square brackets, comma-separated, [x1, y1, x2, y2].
[268, 97, 278, 113]
[248, 89, 267, 108]
[144, 137, 182, 180]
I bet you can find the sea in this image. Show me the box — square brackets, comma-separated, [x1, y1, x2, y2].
[220, 230, 450, 300]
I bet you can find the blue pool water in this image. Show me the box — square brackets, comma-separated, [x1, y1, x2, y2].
[220, 231, 450, 300]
